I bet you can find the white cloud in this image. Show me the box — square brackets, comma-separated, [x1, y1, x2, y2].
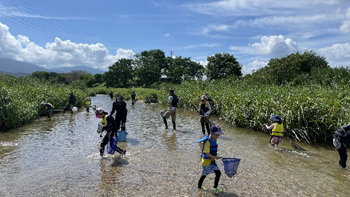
[202, 24, 229, 34]
[340, 7, 350, 33]
[251, 35, 299, 57]
[183, 43, 221, 49]
[242, 60, 268, 74]
[318, 42, 350, 66]
[228, 45, 254, 55]
[164, 33, 170, 37]
[0, 22, 134, 70]
[184, 0, 348, 16]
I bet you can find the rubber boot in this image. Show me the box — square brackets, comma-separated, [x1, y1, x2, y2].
[172, 121, 176, 130]
[201, 122, 206, 135]
[163, 117, 168, 129]
[205, 123, 210, 135]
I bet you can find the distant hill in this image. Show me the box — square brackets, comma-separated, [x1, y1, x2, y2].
[0, 58, 48, 75]
[0, 58, 105, 75]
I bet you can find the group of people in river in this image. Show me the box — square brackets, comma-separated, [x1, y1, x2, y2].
[159, 89, 225, 192]
[39, 88, 350, 194]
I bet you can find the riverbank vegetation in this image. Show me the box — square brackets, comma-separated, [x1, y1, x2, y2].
[1, 49, 350, 145]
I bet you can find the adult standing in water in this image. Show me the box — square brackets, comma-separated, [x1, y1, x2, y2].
[69, 91, 76, 114]
[198, 95, 211, 135]
[333, 124, 350, 168]
[110, 96, 128, 133]
[162, 89, 180, 130]
[95, 108, 126, 157]
[131, 91, 136, 106]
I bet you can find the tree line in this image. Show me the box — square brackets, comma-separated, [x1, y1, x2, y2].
[29, 49, 350, 89]
[29, 49, 243, 88]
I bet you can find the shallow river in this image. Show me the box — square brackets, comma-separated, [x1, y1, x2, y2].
[0, 94, 349, 196]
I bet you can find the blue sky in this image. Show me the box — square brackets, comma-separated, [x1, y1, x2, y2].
[0, 0, 349, 74]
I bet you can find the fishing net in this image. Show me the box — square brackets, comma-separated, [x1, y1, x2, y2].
[107, 136, 118, 154]
[222, 157, 241, 178]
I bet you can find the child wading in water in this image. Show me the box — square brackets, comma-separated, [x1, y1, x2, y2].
[197, 125, 224, 193]
[264, 115, 284, 148]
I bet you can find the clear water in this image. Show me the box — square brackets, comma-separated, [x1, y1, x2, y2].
[0, 94, 349, 196]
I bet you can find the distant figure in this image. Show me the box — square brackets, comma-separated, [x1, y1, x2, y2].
[84, 97, 91, 112]
[197, 125, 224, 193]
[333, 125, 350, 168]
[162, 89, 180, 130]
[69, 91, 76, 114]
[145, 96, 151, 104]
[40, 102, 54, 120]
[95, 108, 126, 157]
[198, 95, 211, 135]
[131, 91, 136, 106]
[109, 92, 114, 99]
[264, 115, 284, 148]
[110, 96, 128, 134]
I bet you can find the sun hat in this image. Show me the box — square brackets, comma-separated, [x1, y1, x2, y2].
[201, 95, 208, 100]
[210, 125, 223, 135]
[95, 108, 107, 117]
[271, 115, 281, 122]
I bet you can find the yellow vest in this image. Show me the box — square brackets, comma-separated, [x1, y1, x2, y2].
[85, 99, 91, 107]
[44, 103, 54, 109]
[271, 123, 284, 137]
[101, 115, 108, 127]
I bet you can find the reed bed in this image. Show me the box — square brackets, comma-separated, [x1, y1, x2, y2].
[158, 80, 350, 144]
[0, 75, 87, 130]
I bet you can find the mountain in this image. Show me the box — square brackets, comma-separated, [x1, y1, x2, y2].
[0, 58, 105, 75]
[0, 58, 48, 75]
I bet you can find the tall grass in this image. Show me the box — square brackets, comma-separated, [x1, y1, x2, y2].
[0, 74, 88, 130]
[3, 73, 349, 144]
[158, 79, 350, 144]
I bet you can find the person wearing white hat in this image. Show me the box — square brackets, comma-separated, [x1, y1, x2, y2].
[95, 108, 126, 157]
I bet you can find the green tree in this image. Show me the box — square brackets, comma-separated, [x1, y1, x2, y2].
[263, 50, 329, 85]
[165, 56, 204, 83]
[104, 58, 133, 88]
[133, 49, 166, 87]
[206, 52, 242, 80]
[30, 71, 66, 83]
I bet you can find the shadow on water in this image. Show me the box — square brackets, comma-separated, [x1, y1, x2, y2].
[1, 94, 350, 196]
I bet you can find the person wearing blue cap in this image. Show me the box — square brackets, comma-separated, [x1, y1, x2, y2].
[264, 115, 284, 148]
[197, 125, 224, 193]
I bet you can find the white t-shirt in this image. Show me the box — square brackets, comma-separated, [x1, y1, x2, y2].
[168, 96, 177, 111]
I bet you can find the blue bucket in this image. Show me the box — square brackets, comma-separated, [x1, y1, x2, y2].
[222, 157, 241, 178]
[117, 130, 128, 142]
[106, 136, 118, 154]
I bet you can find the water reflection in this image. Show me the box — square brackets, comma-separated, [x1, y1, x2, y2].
[161, 130, 177, 151]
